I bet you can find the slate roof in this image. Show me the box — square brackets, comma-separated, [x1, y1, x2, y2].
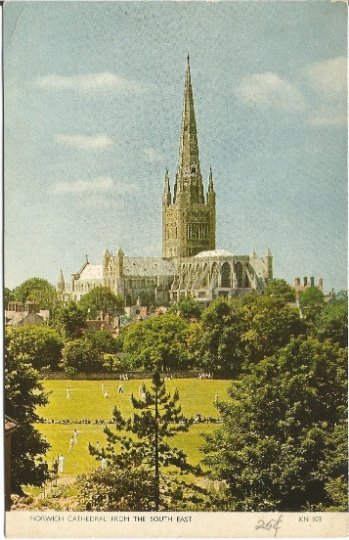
[123, 257, 175, 277]
[79, 264, 103, 281]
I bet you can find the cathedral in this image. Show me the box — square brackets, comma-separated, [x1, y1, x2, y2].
[57, 57, 273, 307]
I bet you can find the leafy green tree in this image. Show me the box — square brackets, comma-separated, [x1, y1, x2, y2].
[264, 278, 295, 303]
[315, 300, 348, 348]
[241, 295, 304, 366]
[56, 302, 86, 339]
[299, 287, 325, 329]
[79, 287, 124, 319]
[199, 298, 245, 376]
[4, 287, 14, 309]
[168, 297, 202, 320]
[12, 277, 59, 312]
[63, 339, 104, 373]
[84, 330, 121, 354]
[203, 337, 347, 511]
[89, 372, 200, 510]
[4, 341, 50, 494]
[6, 326, 63, 371]
[122, 314, 190, 371]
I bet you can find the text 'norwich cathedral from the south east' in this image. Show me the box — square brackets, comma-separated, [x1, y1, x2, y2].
[57, 57, 273, 307]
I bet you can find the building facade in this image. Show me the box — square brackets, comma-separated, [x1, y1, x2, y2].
[58, 58, 273, 307]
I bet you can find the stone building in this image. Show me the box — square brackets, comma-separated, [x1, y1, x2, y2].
[58, 58, 273, 307]
[5, 301, 49, 327]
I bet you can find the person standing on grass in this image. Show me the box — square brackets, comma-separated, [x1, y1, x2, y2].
[69, 435, 74, 452]
[52, 458, 58, 477]
[66, 386, 71, 399]
[118, 384, 124, 394]
[58, 454, 65, 473]
[73, 429, 79, 444]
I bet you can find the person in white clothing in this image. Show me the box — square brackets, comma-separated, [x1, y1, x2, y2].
[58, 454, 65, 473]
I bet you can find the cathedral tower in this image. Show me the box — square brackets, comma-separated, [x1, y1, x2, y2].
[162, 56, 216, 258]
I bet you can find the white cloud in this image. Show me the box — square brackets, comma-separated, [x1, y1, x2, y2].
[305, 57, 346, 99]
[50, 176, 137, 196]
[55, 134, 113, 150]
[144, 147, 162, 162]
[235, 72, 306, 112]
[37, 72, 149, 94]
[51, 176, 114, 194]
[307, 114, 347, 127]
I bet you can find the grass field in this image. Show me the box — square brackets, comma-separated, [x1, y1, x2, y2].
[36, 379, 232, 477]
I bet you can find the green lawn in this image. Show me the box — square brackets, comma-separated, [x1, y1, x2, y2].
[36, 379, 232, 477]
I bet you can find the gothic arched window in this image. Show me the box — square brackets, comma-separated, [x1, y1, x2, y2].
[221, 262, 231, 288]
[235, 262, 243, 288]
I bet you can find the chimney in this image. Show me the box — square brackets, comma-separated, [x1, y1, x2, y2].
[25, 302, 37, 313]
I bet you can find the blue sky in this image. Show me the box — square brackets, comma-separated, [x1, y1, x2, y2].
[4, 1, 347, 292]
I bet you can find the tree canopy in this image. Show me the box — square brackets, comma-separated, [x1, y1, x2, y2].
[203, 337, 347, 511]
[79, 287, 124, 318]
[299, 287, 325, 329]
[5, 341, 50, 494]
[12, 277, 58, 311]
[264, 278, 295, 303]
[168, 297, 202, 320]
[55, 302, 86, 339]
[63, 338, 104, 373]
[122, 314, 191, 371]
[6, 326, 63, 371]
[315, 300, 348, 348]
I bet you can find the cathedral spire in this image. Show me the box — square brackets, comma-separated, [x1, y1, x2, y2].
[208, 166, 214, 192]
[163, 168, 171, 205]
[177, 55, 201, 181]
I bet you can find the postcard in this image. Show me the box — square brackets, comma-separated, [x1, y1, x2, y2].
[3, 0, 348, 537]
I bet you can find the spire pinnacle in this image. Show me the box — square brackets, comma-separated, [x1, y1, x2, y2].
[163, 168, 171, 205]
[208, 166, 214, 191]
[177, 56, 200, 179]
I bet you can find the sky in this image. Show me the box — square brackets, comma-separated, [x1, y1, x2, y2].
[4, 0, 347, 292]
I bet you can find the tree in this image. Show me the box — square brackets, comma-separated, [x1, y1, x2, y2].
[12, 277, 59, 312]
[79, 287, 124, 319]
[4, 287, 14, 309]
[4, 341, 50, 494]
[6, 326, 63, 371]
[264, 278, 295, 303]
[299, 287, 325, 329]
[63, 339, 104, 373]
[84, 331, 121, 354]
[315, 300, 348, 348]
[56, 302, 86, 339]
[88, 372, 201, 511]
[203, 337, 347, 511]
[122, 314, 190, 371]
[168, 297, 202, 320]
[199, 298, 245, 376]
[240, 295, 304, 367]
